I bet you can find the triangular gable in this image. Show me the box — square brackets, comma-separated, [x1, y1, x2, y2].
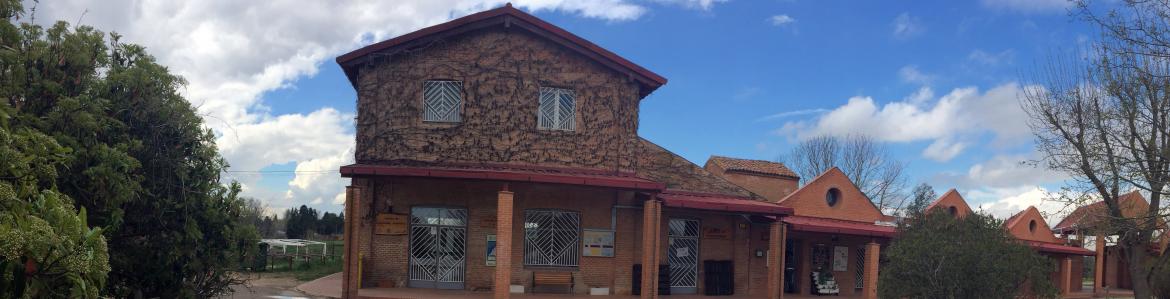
[776, 167, 884, 222]
[926, 189, 973, 218]
[1006, 206, 1061, 244]
[1053, 191, 1152, 233]
[336, 4, 666, 97]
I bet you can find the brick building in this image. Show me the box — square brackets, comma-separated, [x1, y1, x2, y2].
[332, 4, 1121, 299]
[1052, 191, 1168, 294]
[335, 5, 794, 299]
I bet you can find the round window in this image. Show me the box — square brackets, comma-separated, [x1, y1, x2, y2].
[1028, 220, 1037, 233]
[826, 188, 841, 207]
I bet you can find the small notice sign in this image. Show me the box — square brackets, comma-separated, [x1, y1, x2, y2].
[832, 246, 849, 272]
[703, 227, 731, 240]
[486, 235, 497, 266]
[582, 230, 615, 257]
[374, 213, 408, 235]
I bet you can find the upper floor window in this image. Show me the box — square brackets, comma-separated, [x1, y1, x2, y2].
[423, 80, 462, 122]
[538, 87, 575, 131]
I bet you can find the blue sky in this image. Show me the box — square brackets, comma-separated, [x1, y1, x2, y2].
[29, 0, 1092, 219]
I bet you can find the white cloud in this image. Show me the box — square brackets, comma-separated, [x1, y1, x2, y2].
[934, 153, 1067, 189]
[981, 0, 1073, 14]
[967, 49, 1016, 67]
[778, 83, 1033, 161]
[892, 12, 925, 40]
[923, 139, 967, 162]
[971, 186, 1069, 224]
[650, 0, 729, 11]
[25, 0, 689, 212]
[769, 14, 796, 26]
[898, 65, 934, 85]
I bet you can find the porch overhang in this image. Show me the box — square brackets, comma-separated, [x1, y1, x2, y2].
[339, 163, 666, 191]
[784, 215, 896, 238]
[658, 190, 793, 216]
[1027, 241, 1095, 256]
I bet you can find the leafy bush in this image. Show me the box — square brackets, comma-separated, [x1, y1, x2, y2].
[879, 211, 1057, 299]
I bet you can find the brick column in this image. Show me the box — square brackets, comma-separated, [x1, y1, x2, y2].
[1094, 233, 1104, 293]
[767, 221, 785, 299]
[641, 199, 661, 299]
[494, 188, 515, 299]
[1060, 256, 1073, 295]
[862, 242, 880, 299]
[342, 186, 362, 299]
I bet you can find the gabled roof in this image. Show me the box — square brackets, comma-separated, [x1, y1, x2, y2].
[776, 167, 885, 222]
[926, 189, 973, 217]
[635, 138, 759, 198]
[1005, 206, 1061, 244]
[335, 3, 667, 97]
[1052, 191, 1151, 233]
[705, 156, 799, 179]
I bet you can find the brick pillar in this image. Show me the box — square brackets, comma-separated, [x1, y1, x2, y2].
[342, 186, 362, 299]
[767, 221, 785, 299]
[1094, 233, 1104, 293]
[641, 199, 661, 299]
[1060, 257, 1073, 295]
[862, 242, 880, 299]
[494, 188, 515, 299]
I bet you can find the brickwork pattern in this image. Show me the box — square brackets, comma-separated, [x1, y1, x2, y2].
[354, 28, 641, 172]
[494, 190, 514, 299]
[776, 168, 883, 223]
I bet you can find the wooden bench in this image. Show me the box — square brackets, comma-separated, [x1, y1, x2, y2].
[532, 271, 574, 293]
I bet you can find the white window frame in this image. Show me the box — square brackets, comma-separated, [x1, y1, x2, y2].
[422, 80, 462, 122]
[537, 87, 575, 131]
[523, 209, 580, 267]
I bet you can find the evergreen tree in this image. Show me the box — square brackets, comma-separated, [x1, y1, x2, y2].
[1, 2, 257, 297]
[879, 211, 1056, 298]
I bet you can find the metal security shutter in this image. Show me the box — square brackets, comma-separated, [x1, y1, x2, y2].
[523, 210, 580, 267]
[408, 207, 467, 289]
[423, 80, 462, 122]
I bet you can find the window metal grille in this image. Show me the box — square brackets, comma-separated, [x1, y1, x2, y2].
[537, 87, 575, 131]
[423, 80, 462, 122]
[668, 219, 700, 290]
[855, 246, 866, 289]
[523, 210, 580, 267]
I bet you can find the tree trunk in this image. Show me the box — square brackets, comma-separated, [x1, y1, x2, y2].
[1125, 240, 1152, 298]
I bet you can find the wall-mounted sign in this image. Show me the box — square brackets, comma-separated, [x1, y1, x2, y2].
[702, 227, 731, 240]
[374, 213, 408, 235]
[486, 234, 497, 266]
[582, 230, 614, 257]
[832, 246, 849, 272]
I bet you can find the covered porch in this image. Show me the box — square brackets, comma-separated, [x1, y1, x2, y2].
[338, 164, 796, 299]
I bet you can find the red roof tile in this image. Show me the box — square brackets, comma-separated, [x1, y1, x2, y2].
[340, 163, 665, 190]
[1052, 191, 1149, 233]
[1025, 241, 1095, 256]
[783, 215, 896, 238]
[707, 156, 799, 178]
[659, 190, 792, 216]
[336, 4, 666, 97]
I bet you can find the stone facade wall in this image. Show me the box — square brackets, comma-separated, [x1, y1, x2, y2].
[354, 27, 641, 172]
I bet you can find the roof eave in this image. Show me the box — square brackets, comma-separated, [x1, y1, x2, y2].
[335, 5, 666, 97]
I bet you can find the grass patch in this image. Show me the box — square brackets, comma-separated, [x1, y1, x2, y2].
[252, 239, 344, 281]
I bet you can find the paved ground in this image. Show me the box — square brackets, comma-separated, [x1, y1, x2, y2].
[218, 273, 329, 299]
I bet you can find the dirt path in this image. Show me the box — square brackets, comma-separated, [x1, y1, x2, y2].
[218, 273, 329, 299]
